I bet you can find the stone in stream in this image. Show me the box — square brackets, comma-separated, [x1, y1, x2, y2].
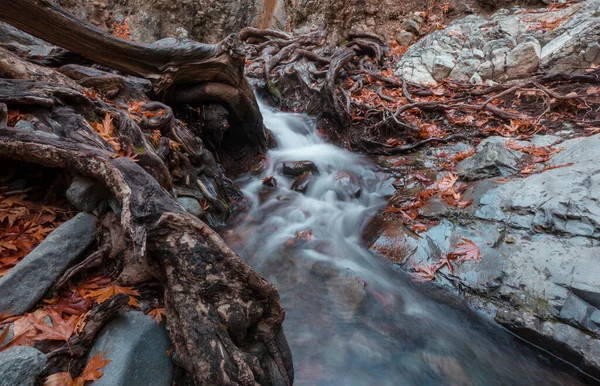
[281, 161, 319, 177]
[291, 171, 314, 193]
[67, 174, 110, 212]
[333, 171, 362, 200]
[88, 311, 173, 386]
[0, 346, 46, 386]
[0, 212, 97, 315]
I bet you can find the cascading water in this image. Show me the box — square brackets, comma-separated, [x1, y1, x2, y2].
[224, 102, 588, 385]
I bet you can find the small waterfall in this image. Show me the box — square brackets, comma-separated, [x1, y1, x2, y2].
[224, 101, 585, 385]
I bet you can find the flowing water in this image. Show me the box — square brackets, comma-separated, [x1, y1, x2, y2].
[225, 102, 589, 385]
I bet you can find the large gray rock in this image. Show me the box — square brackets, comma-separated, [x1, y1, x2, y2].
[371, 133, 600, 375]
[66, 175, 110, 212]
[395, 1, 600, 85]
[0, 346, 46, 386]
[457, 137, 524, 180]
[88, 311, 173, 386]
[0, 213, 97, 315]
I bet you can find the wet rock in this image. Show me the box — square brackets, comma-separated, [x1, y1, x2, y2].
[291, 171, 313, 193]
[66, 175, 110, 212]
[0, 213, 96, 315]
[88, 311, 173, 386]
[0, 346, 46, 386]
[457, 137, 524, 180]
[282, 161, 319, 177]
[333, 171, 362, 200]
[176, 197, 203, 217]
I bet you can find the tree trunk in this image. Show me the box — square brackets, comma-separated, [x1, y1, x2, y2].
[0, 0, 267, 151]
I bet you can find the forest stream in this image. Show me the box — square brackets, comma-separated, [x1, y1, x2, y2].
[225, 102, 594, 386]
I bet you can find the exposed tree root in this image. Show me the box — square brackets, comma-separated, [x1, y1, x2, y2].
[0, 127, 293, 385]
[242, 28, 600, 155]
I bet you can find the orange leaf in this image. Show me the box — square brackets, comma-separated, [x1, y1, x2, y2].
[85, 284, 141, 307]
[148, 307, 167, 325]
[81, 351, 112, 381]
[29, 309, 76, 342]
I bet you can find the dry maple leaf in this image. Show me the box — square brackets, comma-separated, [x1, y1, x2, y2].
[113, 19, 131, 40]
[436, 173, 458, 192]
[451, 238, 481, 263]
[149, 307, 167, 325]
[29, 309, 77, 342]
[85, 284, 141, 307]
[412, 263, 438, 282]
[44, 351, 111, 386]
[81, 352, 112, 381]
[43, 372, 76, 386]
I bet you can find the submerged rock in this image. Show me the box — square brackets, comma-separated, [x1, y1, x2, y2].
[88, 311, 173, 386]
[291, 171, 314, 193]
[0, 346, 46, 386]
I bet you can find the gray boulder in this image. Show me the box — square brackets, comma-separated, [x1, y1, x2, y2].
[67, 175, 110, 212]
[371, 133, 600, 374]
[88, 311, 173, 386]
[0, 346, 46, 386]
[0, 213, 97, 315]
[457, 137, 524, 180]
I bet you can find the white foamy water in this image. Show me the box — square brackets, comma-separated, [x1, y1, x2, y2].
[225, 101, 587, 385]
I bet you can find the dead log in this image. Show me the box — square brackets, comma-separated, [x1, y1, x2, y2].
[0, 0, 267, 151]
[0, 127, 293, 385]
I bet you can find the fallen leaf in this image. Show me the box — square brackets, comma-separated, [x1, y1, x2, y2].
[148, 307, 167, 325]
[451, 238, 481, 263]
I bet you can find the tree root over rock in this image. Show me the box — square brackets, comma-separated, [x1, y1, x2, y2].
[243, 28, 600, 155]
[0, 127, 293, 385]
[0, 1, 293, 384]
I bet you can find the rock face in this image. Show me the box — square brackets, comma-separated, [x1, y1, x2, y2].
[371, 134, 600, 376]
[395, 1, 600, 85]
[59, 0, 286, 43]
[0, 346, 46, 386]
[0, 213, 97, 315]
[88, 311, 173, 386]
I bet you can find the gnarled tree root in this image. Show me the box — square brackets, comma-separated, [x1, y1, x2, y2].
[0, 128, 293, 386]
